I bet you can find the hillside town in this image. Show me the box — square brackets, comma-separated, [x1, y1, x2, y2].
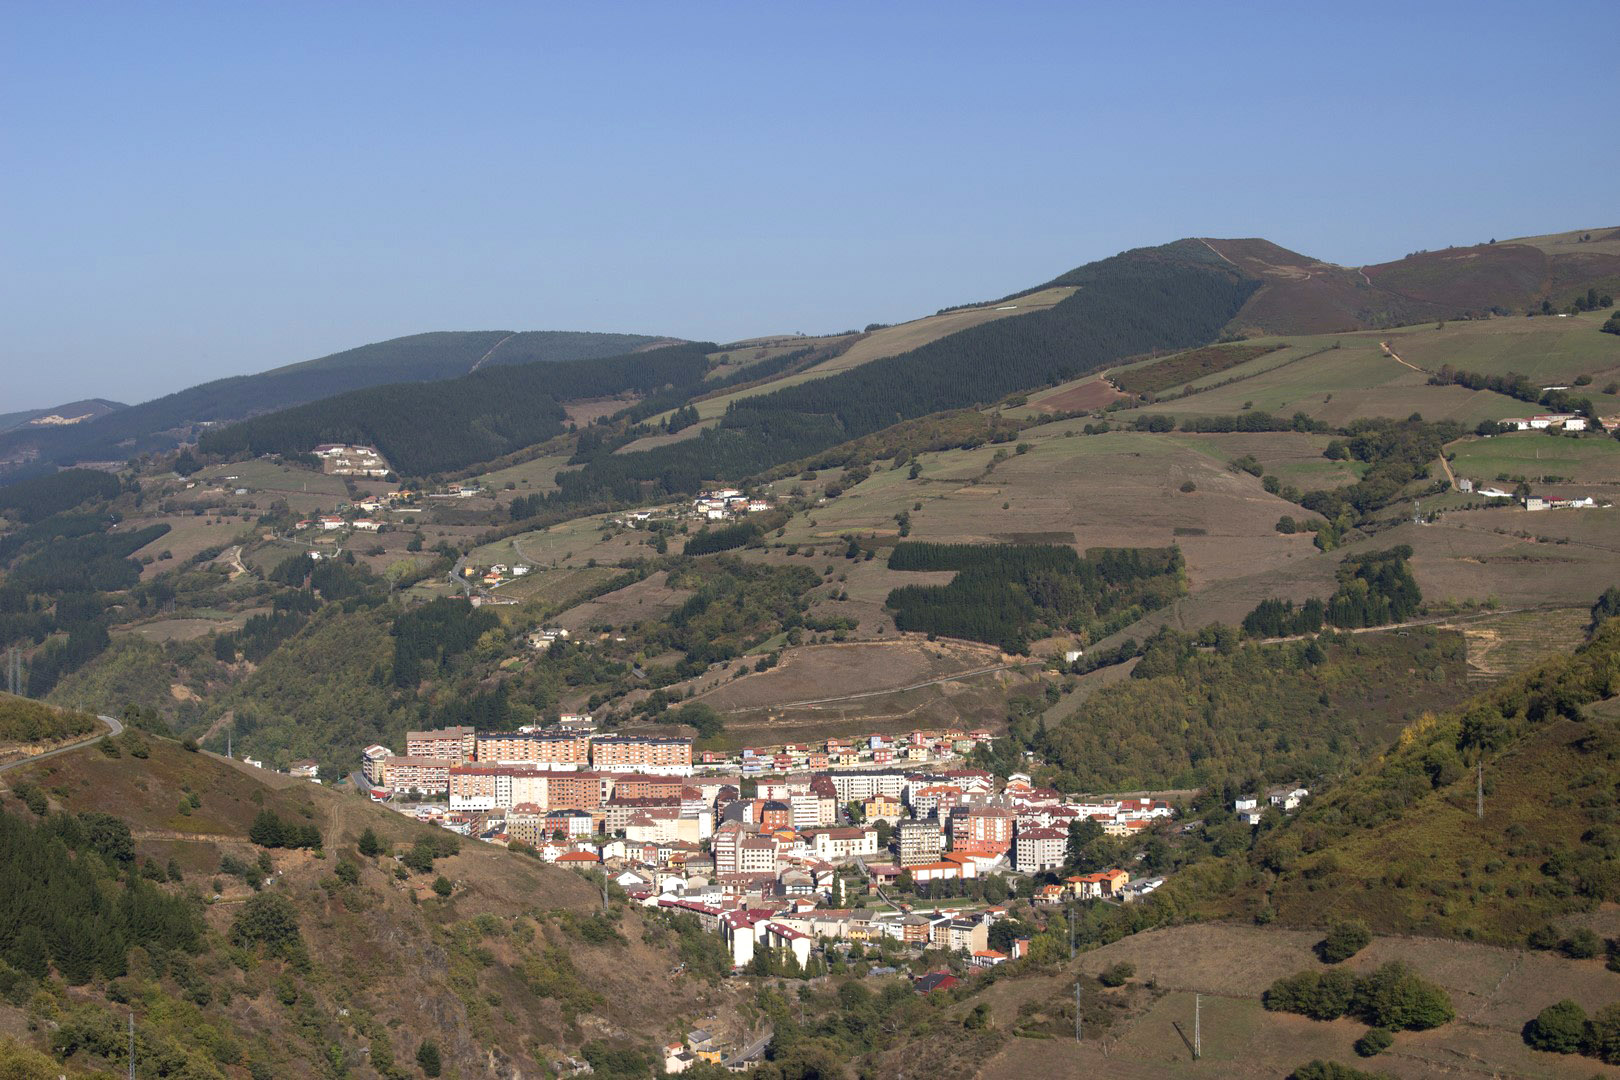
[347, 718, 1312, 1063]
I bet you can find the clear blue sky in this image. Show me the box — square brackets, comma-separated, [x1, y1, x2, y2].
[3, 1, 1615, 409]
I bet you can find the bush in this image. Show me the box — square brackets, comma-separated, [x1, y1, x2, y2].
[1318, 920, 1372, 963]
[416, 1039, 442, 1077]
[433, 876, 453, 898]
[1354, 1027, 1394, 1057]
[1523, 999, 1586, 1053]
[1098, 962, 1135, 987]
[1561, 928, 1600, 959]
[1179, 481, 1197, 493]
[1266, 963, 1452, 1031]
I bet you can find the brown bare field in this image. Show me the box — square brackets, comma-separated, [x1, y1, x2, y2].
[562, 395, 639, 426]
[616, 637, 1047, 746]
[549, 569, 690, 632]
[1026, 375, 1126, 414]
[694, 638, 1010, 712]
[972, 923, 1620, 1080]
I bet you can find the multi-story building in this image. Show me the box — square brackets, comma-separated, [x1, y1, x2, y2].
[712, 822, 746, 875]
[361, 745, 393, 787]
[863, 793, 904, 823]
[448, 764, 550, 811]
[1012, 825, 1068, 874]
[897, 819, 943, 867]
[950, 804, 1014, 857]
[736, 836, 778, 875]
[406, 726, 476, 764]
[789, 792, 835, 830]
[590, 736, 694, 776]
[474, 732, 589, 768]
[827, 770, 906, 804]
[611, 774, 690, 801]
[803, 826, 879, 861]
[505, 804, 549, 846]
[381, 755, 451, 795]
[545, 771, 610, 813]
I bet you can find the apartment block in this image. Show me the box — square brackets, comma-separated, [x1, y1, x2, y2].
[405, 726, 476, 764]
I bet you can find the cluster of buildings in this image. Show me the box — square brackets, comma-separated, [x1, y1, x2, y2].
[312, 443, 391, 477]
[692, 489, 771, 520]
[362, 725, 695, 798]
[702, 728, 996, 775]
[1499, 413, 1589, 432]
[1233, 784, 1309, 825]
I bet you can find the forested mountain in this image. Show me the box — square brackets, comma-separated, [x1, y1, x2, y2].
[0, 329, 676, 474]
[200, 341, 718, 476]
[0, 398, 124, 434]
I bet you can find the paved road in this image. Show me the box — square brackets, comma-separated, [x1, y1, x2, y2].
[722, 1025, 773, 1068]
[0, 712, 124, 774]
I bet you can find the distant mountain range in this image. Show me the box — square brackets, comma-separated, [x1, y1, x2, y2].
[0, 399, 125, 435]
[0, 330, 679, 473]
[5, 225, 1616, 478]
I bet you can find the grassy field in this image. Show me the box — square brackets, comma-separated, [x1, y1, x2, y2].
[1116, 333, 1529, 427]
[1389, 307, 1620, 383]
[970, 923, 1620, 1079]
[486, 564, 621, 608]
[1450, 431, 1620, 485]
[470, 449, 575, 494]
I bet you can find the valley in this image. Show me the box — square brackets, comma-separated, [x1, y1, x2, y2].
[2, 226, 1619, 1080]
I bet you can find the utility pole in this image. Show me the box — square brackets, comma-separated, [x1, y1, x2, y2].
[1477, 758, 1485, 820]
[1193, 993, 1201, 1060]
[1074, 979, 1082, 1043]
[128, 1011, 135, 1079]
[1068, 899, 1075, 960]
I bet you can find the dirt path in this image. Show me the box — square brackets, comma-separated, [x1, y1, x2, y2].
[1248, 604, 1576, 647]
[1380, 340, 1427, 373]
[1436, 451, 1458, 488]
[222, 544, 249, 580]
[468, 332, 517, 373]
[1196, 238, 1236, 268]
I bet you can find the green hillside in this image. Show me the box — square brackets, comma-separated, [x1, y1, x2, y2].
[1171, 611, 1620, 944]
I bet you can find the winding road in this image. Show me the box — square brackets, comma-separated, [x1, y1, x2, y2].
[0, 712, 124, 774]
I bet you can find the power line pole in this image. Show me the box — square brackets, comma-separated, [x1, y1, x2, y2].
[128, 1010, 136, 1080]
[1193, 993, 1201, 1060]
[1074, 979, 1082, 1043]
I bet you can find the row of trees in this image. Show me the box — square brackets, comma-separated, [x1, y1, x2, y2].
[1242, 548, 1421, 638]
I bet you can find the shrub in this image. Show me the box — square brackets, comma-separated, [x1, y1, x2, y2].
[1179, 481, 1197, 493]
[1353, 1027, 1394, 1057]
[1318, 920, 1372, 963]
[1098, 962, 1135, 987]
[433, 876, 453, 898]
[1523, 999, 1586, 1053]
[417, 1039, 442, 1077]
[1561, 928, 1600, 959]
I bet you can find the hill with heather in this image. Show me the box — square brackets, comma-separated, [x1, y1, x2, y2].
[0, 728, 749, 1079]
